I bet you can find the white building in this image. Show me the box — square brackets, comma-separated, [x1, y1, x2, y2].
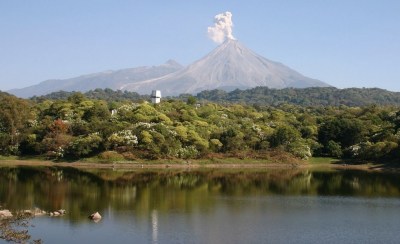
[151, 90, 161, 104]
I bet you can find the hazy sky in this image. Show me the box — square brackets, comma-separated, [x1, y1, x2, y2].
[1, 0, 399, 91]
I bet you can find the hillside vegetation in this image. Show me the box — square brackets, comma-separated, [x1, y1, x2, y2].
[196, 87, 400, 106]
[1, 89, 400, 163]
[33, 87, 400, 107]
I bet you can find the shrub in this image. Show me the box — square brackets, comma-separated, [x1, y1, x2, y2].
[98, 151, 124, 161]
[68, 133, 102, 157]
[176, 146, 199, 159]
[287, 141, 312, 160]
[106, 130, 138, 150]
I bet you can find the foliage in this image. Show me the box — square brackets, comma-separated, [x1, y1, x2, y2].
[31, 88, 148, 102]
[326, 140, 343, 158]
[106, 130, 138, 151]
[68, 133, 103, 157]
[196, 87, 400, 106]
[187, 96, 197, 105]
[1, 90, 399, 163]
[0, 93, 34, 155]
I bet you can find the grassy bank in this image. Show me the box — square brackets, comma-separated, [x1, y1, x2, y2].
[0, 154, 396, 172]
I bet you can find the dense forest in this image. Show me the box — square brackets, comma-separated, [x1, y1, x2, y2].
[32, 87, 400, 107]
[1, 89, 400, 163]
[31, 88, 149, 102]
[196, 87, 400, 106]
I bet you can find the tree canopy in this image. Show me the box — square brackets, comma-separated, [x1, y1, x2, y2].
[0, 89, 399, 163]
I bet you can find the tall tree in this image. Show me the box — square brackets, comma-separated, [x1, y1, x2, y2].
[0, 93, 33, 154]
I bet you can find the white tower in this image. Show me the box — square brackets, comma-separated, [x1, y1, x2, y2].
[151, 90, 161, 104]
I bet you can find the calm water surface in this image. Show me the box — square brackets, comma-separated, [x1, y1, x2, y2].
[1, 166, 400, 243]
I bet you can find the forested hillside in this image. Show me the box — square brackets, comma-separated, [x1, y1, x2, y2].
[196, 87, 400, 106]
[1, 90, 400, 163]
[33, 87, 400, 107]
[31, 88, 149, 102]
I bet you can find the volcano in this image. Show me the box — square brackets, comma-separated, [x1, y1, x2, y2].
[121, 39, 330, 95]
[8, 39, 330, 98]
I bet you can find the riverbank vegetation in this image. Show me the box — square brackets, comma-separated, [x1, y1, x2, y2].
[1, 89, 400, 164]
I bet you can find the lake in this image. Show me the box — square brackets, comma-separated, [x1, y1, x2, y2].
[1, 166, 400, 243]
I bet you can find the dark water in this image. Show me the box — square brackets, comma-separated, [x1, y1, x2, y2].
[1, 166, 400, 243]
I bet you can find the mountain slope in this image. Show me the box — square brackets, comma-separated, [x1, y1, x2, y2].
[122, 39, 330, 95]
[8, 60, 183, 98]
[8, 40, 330, 98]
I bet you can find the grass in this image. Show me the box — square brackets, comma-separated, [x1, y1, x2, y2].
[0, 155, 19, 160]
[197, 157, 272, 164]
[0, 155, 49, 161]
[76, 156, 278, 166]
[307, 157, 340, 164]
[0, 153, 343, 168]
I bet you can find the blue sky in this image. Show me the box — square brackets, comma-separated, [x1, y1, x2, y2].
[1, 0, 399, 91]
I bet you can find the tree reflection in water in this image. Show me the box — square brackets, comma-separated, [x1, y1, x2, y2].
[1, 166, 400, 223]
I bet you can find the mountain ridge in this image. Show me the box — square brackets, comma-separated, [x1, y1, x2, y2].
[8, 39, 330, 98]
[8, 60, 183, 98]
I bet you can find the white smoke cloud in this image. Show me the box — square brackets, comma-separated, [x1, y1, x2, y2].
[207, 11, 235, 44]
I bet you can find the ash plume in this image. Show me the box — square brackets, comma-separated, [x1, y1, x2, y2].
[207, 11, 235, 44]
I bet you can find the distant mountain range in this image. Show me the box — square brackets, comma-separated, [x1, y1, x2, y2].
[8, 60, 183, 98]
[8, 39, 330, 98]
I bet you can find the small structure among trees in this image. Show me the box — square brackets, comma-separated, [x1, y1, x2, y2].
[151, 90, 161, 104]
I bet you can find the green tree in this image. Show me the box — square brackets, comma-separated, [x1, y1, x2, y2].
[219, 128, 245, 152]
[0, 94, 34, 155]
[68, 133, 103, 157]
[326, 140, 343, 158]
[318, 117, 365, 152]
[270, 125, 301, 148]
[187, 96, 197, 105]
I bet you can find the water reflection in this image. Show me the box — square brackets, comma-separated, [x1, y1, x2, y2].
[151, 209, 158, 244]
[1, 166, 400, 223]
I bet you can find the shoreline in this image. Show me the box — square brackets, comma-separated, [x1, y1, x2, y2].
[0, 158, 391, 172]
